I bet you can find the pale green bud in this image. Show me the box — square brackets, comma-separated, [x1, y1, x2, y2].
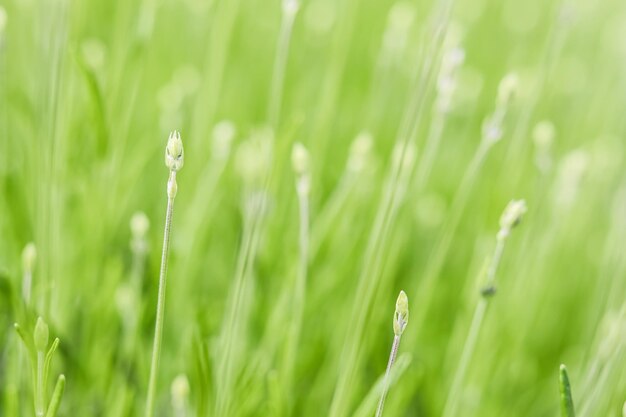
[212, 120, 236, 160]
[393, 290, 409, 336]
[171, 374, 190, 411]
[34, 317, 49, 352]
[283, 0, 300, 16]
[291, 142, 310, 176]
[165, 131, 184, 172]
[498, 199, 527, 240]
[532, 120, 556, 149]
[130, 212, 150, 239]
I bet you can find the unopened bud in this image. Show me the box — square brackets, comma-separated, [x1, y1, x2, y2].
[130, 212, 150, 239]
[393, 290, 409, 336]
[212, 120, 236, 160]
[498, 199, 527, 240]
[165, 131, 184, 172]
[171, 373, 190, 412]
[532, 121, 556, 149]
[291, 142, 310, 176]
[283, 0, 299, 16]
[34, 317, 49, 352]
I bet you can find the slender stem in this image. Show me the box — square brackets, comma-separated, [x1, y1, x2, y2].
[268, 10, 296, 127]
[411, 141, 490, 336]
[36, 351, 45, 417]
[214, 193, 265, 416]
[441, 299, 487, 417]
[441, 237, 506, 417]
[145, 171, 177, 417]
[375, 334, 401, 417]
[414, 111, 446, 192]
[282, 178, 310, 413]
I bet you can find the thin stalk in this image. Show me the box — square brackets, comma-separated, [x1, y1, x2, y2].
[410, 141, 490, 336]
[145, 173, 176, 417]
[268, 3, 298, 127]
[375, 335, 400, 417]
[327, 0, 453, 408]
[375, 291, 408, 417]
[36, 351, 45, 417]
[441, 200, 526, 417]
[214, 192, 266, 416]
[414, 111, 446, 192]
[440, 297, 487, 417]
[353, 354, 412, 417]
[146, 132, 184, 417]
[281, 172, 310, 414]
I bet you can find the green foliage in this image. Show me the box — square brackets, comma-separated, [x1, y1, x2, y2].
[1, 0, 626, 415]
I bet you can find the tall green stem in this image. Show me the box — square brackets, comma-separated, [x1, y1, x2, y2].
[146, 131, 184, 417]
[375, 335, 400, 417]
[145, 173, 176, 417]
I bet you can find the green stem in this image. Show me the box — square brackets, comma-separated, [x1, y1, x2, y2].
[375, 334, 401, 417]
[145, 172, 177, 417]
[36, 351, 45, 417]
[268, 8, 297, 127]
[282, 179, 310, 414]
[441, 237, 506, 417]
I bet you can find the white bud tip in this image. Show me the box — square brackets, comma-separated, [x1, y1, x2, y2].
[532, 121, 556, 148]
[291, 142, 310, 176]
[130, 212, 150, 238]
[499, 199, 527, 234]
[283, 0, 299, 15]
[171, 374, 190, 408]
[212, 120, 236, 160]
[165, 130, 184, 171]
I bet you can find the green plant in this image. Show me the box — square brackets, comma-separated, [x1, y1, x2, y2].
[145, 131, 184, 417]
[14, 317, 64, 417]
[441, 200, 527, 417]
[375, 290, 409, 417]
[559, 364, 575, 417]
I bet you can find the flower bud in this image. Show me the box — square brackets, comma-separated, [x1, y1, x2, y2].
[212, 120, 236, 160]
[291, 142, 310, 176]
[171, 374, 190, 411]
[165, 131, 184, 172]
[393, 290, 409, 336]
[34, 317, 49, 352]
[498, 199, 527, 240]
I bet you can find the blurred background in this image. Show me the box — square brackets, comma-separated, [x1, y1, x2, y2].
[1, 0, 626, 415]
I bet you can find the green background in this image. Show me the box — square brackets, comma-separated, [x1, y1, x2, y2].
[1, 0, 626, 415]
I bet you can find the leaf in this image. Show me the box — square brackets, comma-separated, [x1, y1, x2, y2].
[45, 374, 66, 417]
[560, 364, 575, 417]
